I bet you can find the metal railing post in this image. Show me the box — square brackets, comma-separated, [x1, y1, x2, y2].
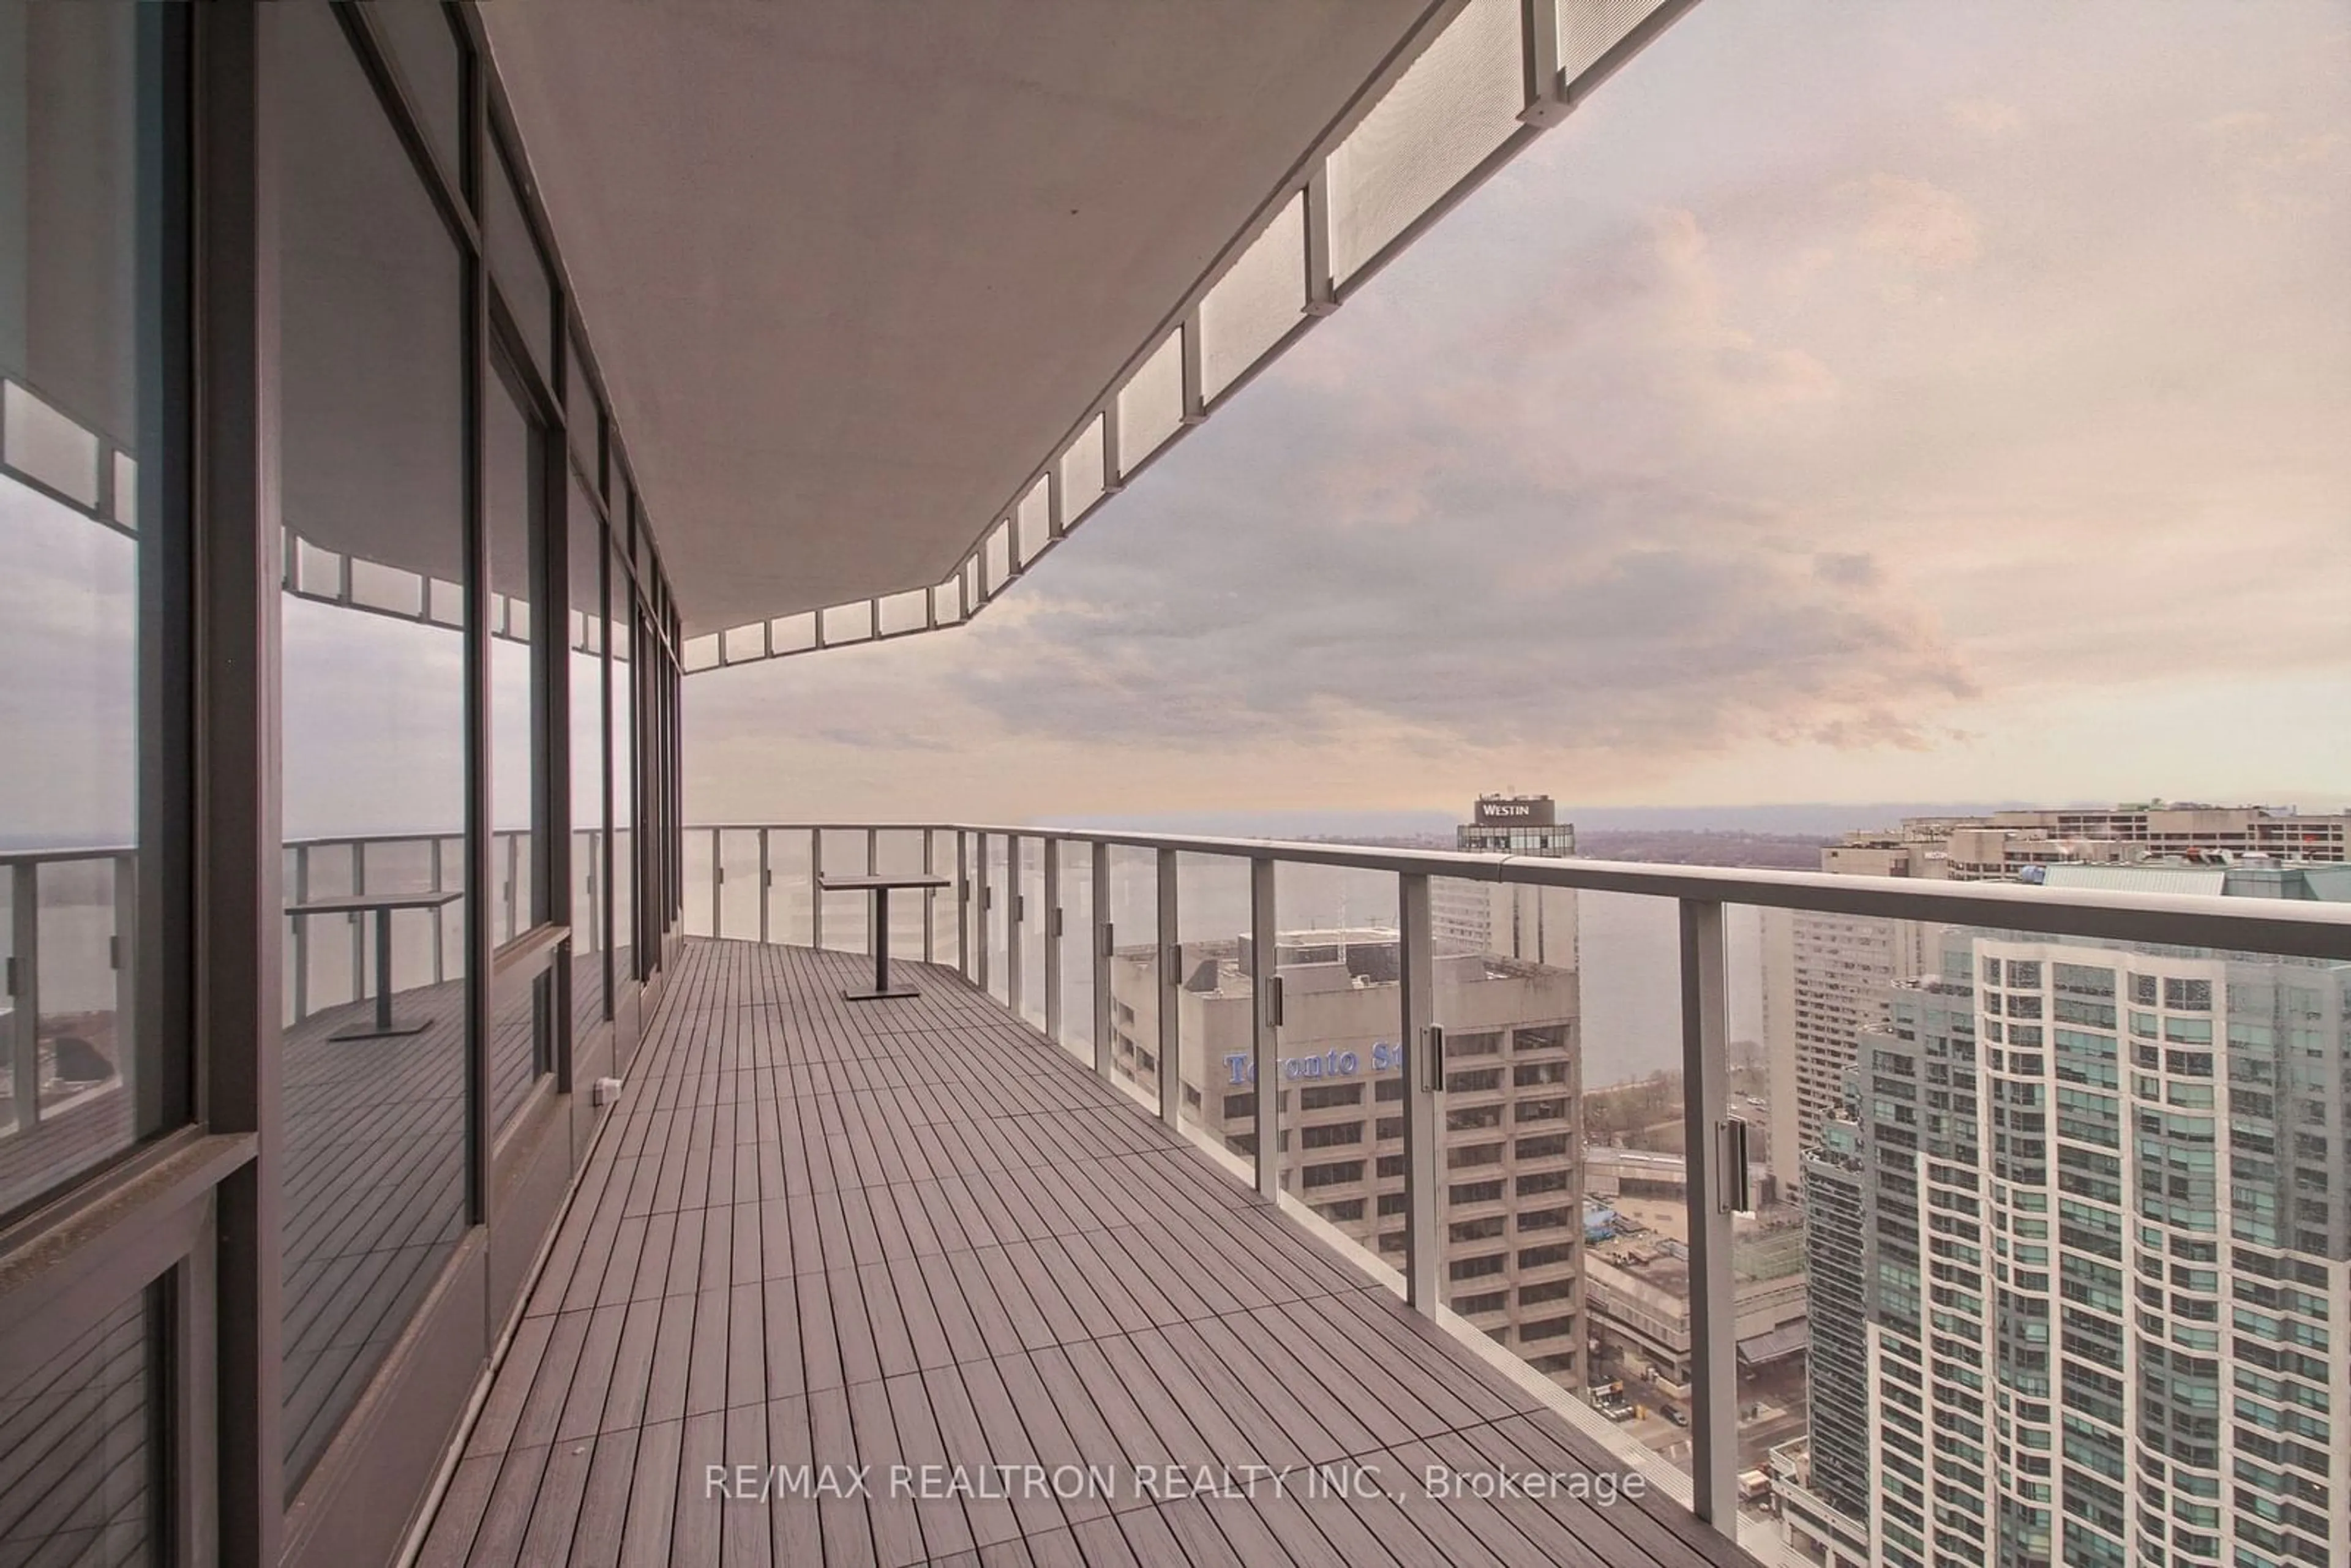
[430, 837, 447, 986]
[809, 829, 823, 949]
[1157, 847, 1180, 1128]
[9, 866, 41, 1131]
[113, 853, 137, 1097]
[349, 841, 366, 1005]
[758, 828, 770, 945]
[1400, 871, 1438, 1311]
[292, 844, 311, 1021]
[710, 828, 724, 937]
[865, 828, 879, 957]
[1005, 835, 1024, 1021]
[585, 831, 599, 951]
[1679, 897, 1738, 1534]
[1250, 856, 1279, 1199]
[1091, 849, 1111, 1080]
[921, 829, 936, 966]
[1042, 838, 1062, 1044]
[955, 831, 969, 978]
[973, 835, 990, 994]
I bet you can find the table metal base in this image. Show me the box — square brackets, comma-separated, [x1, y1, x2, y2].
[841, 884, 923, 1001]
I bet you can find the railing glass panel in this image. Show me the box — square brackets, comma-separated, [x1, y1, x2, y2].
[874, 828, 931, 965]
[1563, 890, 1708, 1501]
[714, 827, 762, 940]
[818, 828, 871, 957]
[1013, 835, 1048, 1032]
[757, 828, 811, 948]
[1267, 860, 1398, 1274]
[1428, 876, 1588, 1394]
[1171, 853, 1251, 1157]
[1103, 847, 1161, 1115]
[1055, 841, 1097, 1068]
[928, 831, 959, 971]
[978, 833, 1009, 1006]
[681, 828, 714, 939]
[360, 837, 453, 1005]
[290, 842, 358, 1017]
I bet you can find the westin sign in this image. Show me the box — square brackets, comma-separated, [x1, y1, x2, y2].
[1473, 797, 1555, 827]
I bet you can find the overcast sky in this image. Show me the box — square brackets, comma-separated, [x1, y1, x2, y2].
[3, 4, 2341, 855]
[685, 5, 2331, 827]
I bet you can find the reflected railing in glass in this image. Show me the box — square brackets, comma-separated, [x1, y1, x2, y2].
[0, 849, 140, 1191]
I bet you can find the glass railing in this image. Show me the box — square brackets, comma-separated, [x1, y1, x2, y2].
[678, 820, 2351, 1561]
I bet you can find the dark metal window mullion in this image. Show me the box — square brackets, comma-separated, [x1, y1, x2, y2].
[461, 23, 493, 1230]
[539, 316, 573, 1090]
[189, 3, 282, 1556]
[599, 486, 615, 1020]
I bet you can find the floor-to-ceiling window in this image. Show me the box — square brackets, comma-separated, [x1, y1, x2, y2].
[273, 0, 469, 1493]
[610, 519, 636, 1014]
[566, 463, 606, 1035]
[2, 6, 684, 1557]
[0, 2, 186, 1558]
[0, 0, 184, 1221]
[483, 347, 553, 1131]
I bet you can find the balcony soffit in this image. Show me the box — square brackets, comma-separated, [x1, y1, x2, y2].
[478, 0, 1440, 634]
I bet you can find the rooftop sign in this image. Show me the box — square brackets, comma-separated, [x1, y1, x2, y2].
[1473, 797, 1555, 827]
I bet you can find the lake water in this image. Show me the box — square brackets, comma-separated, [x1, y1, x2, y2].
[1080, 857, 1761, 1090]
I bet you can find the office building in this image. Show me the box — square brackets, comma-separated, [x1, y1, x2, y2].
[1106, 926, 1591, 1386]
[1829, 803, 2351, 883]
[1437, 793, 1578, 962]
[1579, 1218, 1807, 1390]
[1455, 792, 1579, 857]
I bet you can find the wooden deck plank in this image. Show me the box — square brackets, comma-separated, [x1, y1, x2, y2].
[414, 939, 1758, 1568]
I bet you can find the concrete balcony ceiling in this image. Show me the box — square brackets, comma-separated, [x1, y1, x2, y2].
[481, 0, 1442, 633]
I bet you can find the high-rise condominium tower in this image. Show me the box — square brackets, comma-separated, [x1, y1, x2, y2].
[1788, 863, 2350, 1568]
[1763, 803, 2350, 1193]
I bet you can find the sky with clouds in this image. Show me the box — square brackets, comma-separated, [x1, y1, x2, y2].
[11, 1, 2341, 850]
[689, 0, 2349, 828]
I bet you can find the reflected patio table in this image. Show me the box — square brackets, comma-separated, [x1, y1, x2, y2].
[285, 890, 465, 1040]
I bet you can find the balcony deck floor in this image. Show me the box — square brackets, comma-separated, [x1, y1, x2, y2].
[418, 938, 1753, 1568]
